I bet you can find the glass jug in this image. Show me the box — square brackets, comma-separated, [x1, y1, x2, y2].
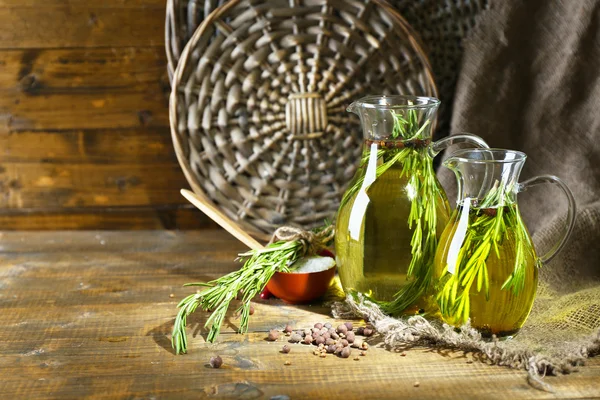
[434, 148, 576, 337]
[335, 95, 488, 315]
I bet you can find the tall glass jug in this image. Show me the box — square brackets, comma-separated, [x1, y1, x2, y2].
[335, 95, 488, 315]
[434, 148, 576, 337]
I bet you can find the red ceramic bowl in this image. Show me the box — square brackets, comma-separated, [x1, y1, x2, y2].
[266, 265, 336, 304]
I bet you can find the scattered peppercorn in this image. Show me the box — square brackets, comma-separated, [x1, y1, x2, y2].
[340, 339, 349, 347]
[337, 324, 348, 335]
[314, 323, 323, 330]
[340, 347, 351, 358]
[267, 330, 279, 341]
[209, 355, 223, 369]
[289, 333, 302, 343]
[400, 352, 406, 357]
[327, 344, 336, 353]
[322, 332, 331, 340]
[356, 327, 364, 335]
[284, 361, 291, 366]
[315, 336, 325, 346]
[360, 351, 367, 356]
[282, 345, 291, 354]
[344, 322, 353, 331]
[304, 335, 314, 345]
[363, 328, 374, 337]
[324, 323, 332, 329]
[414, 382, 420, 388]
[284, 325, 293, 334]
[345, 332, 355, 343]
[325, 338, 335, 346]
[319, 353, 326, 358]
[353, 356, 359, 361]
[361, 342, 369, 350]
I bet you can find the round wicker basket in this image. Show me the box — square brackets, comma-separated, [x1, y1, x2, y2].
[170, 0, 437, 239]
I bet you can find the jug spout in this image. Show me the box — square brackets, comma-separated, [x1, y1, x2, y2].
[347, 95, 440, 141]
[443, 148, 527, 207]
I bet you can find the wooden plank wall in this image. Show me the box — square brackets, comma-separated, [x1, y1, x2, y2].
[0, 0, 212, 229]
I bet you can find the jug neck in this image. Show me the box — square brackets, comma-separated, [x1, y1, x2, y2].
[443, 149, 527, 208]
[348, 95, 439, 142]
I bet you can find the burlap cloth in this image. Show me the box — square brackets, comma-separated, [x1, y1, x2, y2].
[335, 0, 600, 387]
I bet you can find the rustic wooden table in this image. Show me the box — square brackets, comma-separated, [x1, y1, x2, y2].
[1, 231, 598, 399]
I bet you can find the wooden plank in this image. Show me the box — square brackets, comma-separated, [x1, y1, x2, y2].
[0, 163, 189, 208]
[0, 208, 215, 230]
[0, 0, 165, 7]
[0, 47, 168, 94]
[0, 231, 598, 399]
[0, 128, 178, 164]
[0, 7, 165, 49]
[0, 91, 169, 131]
[0, 230, 237, 253]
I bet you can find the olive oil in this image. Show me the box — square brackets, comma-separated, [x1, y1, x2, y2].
[434, 204, 539, 337]
[335, 148, 451, 306]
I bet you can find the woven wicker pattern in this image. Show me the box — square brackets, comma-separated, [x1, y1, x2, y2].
[165, 0, 489, 135]
[165, 0, 228, 79]
[169, 0, 437, 237]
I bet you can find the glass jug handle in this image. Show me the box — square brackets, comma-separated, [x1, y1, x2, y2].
[428, 132, 489, 157]
[517, 175, 577, 263]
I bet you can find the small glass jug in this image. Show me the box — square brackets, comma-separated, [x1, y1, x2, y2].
[335, 95, 488, 315]
[434, 148, 576, 337]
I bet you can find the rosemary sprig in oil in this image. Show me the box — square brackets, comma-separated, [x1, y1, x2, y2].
[436, 181, 539, 324]
[340, 104, 443, 315]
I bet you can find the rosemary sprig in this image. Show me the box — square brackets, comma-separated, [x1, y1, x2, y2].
[172, 225, 333, 354]
[341, 103, 443, 315]
[436, 180, 538, 325]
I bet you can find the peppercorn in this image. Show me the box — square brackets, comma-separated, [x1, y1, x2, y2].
[304, 335, 313, 345]
[282, 345, 291, 354]
[345, 332, 355, 343]
[296, 330, 305, 337]
[289, 333, 302, 343]
[344, 322, 353, 331]
[319, 353, 326, 358]
[363, 328, 374, 337]
[322, 332, 331, 340]
[353, 356, 360, 361]
[326, 344, 336, 353]
[315, 336, 325, 346]
[337, 325, 348, 335]
[356, 327, 364, 335]
[400, 352, 406, 357]
[312, 327, 321, 336]
[209, 355, 223, 369]
[249, 305, 255, 315]
[314, 323, 323, 330]
[267, 330, 280, 341]
[284, 361, 291, 366]
[414, 382, 420, 387]
[334, 345, 344, 354]
[361, 342, 369, 350]
[341, 339, 349, 347]
[340, 347, 351, 358]
[324, 322, 332, 329]
[284, 325, 293, 334]
[325, 338, 335, 346]
[360, 351, 367, 356]
[304, 329, 312, 337]
[331, 332, 339, 340]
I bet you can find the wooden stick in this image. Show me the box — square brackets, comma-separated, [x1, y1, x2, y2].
[180, 189, 264, 250]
